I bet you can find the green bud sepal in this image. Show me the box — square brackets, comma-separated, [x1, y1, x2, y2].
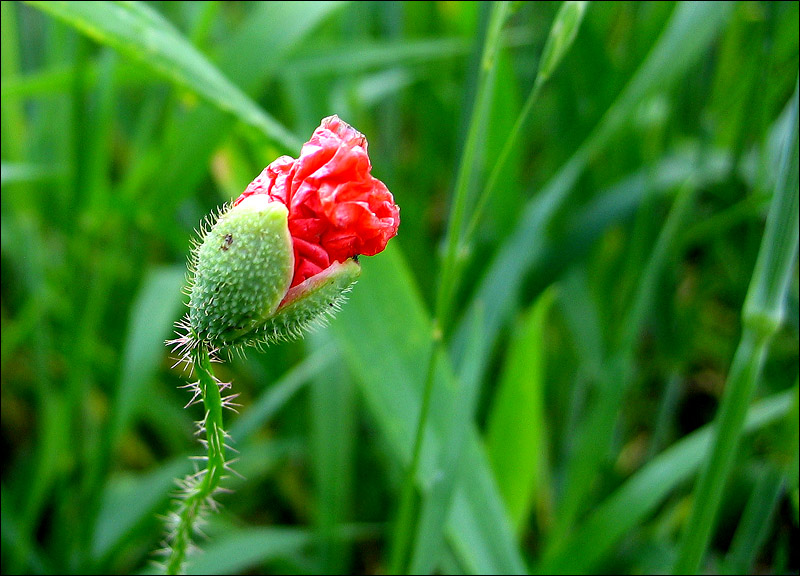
[171, 194, 361, 361]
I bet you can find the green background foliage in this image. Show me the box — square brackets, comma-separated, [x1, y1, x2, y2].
[1, 1, 798, 574]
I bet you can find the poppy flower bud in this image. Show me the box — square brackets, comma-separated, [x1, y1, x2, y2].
[175, 116, 399, 355]
[188, 194, 295, 347]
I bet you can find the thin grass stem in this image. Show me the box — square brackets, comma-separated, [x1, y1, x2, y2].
[673, 81, 799, 574]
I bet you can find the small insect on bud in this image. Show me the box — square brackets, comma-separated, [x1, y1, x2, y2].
[172, 115, 399, 359]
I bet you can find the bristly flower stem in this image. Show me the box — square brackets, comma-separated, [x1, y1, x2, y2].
[164, 346, 229, 575]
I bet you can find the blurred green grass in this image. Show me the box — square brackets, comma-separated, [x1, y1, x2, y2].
[1, 1, 798, 574]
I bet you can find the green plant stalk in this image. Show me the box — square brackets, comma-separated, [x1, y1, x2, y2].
[389, 4, 511, 574]
[725, 465, 785, 575]
[388, 342, 441, 575]
[385, 3, 509, 572]
[674, 82, 799, 574]
[435, 0, 511, 333]
[450, 2, 735, 384]
[165, 346, 228, 575]
[463, 0, 587, 244]
[408, 307, 485, 574]
[674, 330, 771, 572]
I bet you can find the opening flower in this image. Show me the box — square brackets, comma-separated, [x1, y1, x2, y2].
[234, 115, 400, 287]
[178, 116, 399, 354]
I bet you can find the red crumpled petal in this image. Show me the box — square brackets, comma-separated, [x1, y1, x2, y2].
[235, 115, 400, 287]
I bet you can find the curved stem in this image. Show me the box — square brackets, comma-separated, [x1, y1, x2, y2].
[195, 346, 227, 494]
[435, 1, 511, 334]
[390, 4, 510, 574]
[388, 341, 441, 574]
[164, 346, 228, 575]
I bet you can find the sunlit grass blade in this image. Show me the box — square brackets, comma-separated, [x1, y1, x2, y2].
[536, 389, 795, 574]
[674, 81, 799, 575]
[329, 245, 525, 574]
[26, 0, 301, 151]
[486, 287, 556, 534]
[407, 308, 485, 574]
[309, 333, 356, 575]
[128, 1, 344, 215]
[184, 527, 313, 575]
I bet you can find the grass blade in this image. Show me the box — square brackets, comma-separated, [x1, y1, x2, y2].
[284, 38, 471, 77]
[536, 1, 588, 85]
[309, 333, 356, 574]
[229, 346, 336, 442]
[185, 527, 312, 575]
[451, 1, 735, 380]
[110, 266, 187, 452]
[329, 245, 525, 575]
[92, 459, 191, 562]
[436, 0, 512, 331]
[26, 1, 301, 150]
[545, 178, 698, 555]
[407, 308, 485, 574]
[724, 466, 785, 575]
[464, 0, 588, 255]
[1, 0, 26, 161]
[537, 389, 795, 574]
[674, 81, 799, 575]
[129, 1, 345, 216]
[486, 287, 557, 534]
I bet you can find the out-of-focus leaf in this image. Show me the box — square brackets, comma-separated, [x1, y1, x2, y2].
[486, 287, 556, 534]
[452, 1, 735, 382]
[408, 308, 485, 574]
[185, 527, 312, 575]
[110, 265, 186, 449]
[1, 162, 65, 186]
[92, 458, 191, 561]
[284, 38, 470, 77]
[538, 390, 795, 574]
[329, 245, 526, 575]
[26, 1, 300, 150]
[308, 332, 356, 574]
[229, 345, 336, 441]
[536, 1, 588, 85]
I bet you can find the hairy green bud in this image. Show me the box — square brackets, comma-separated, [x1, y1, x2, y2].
[172, 194, 361, 359]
